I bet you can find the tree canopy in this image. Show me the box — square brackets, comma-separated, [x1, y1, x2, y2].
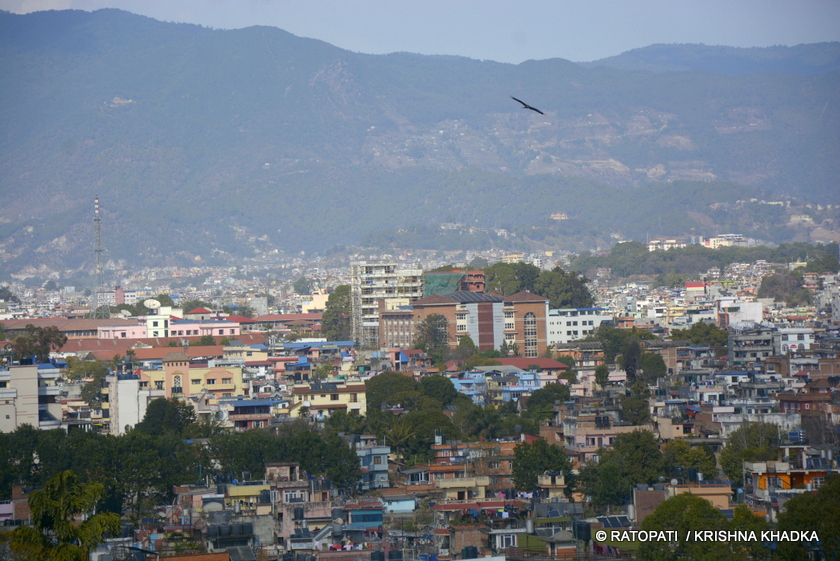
[669, 322, 729, 348]
[413, 314, 450, 359]
[579, 430, 662, 508]
[134, 398, 197, 436]
[11, 325, 68, 363]
[638, 494, 732, 561]
[9, 470, 121, 561]
[322, 285, 351, 341]
[523, 383, 570, 420]
[719, 422, 779, 483]
[512, 438, 574, 495]
[532, 266, 594, 308]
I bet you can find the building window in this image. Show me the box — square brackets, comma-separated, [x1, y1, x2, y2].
[155, 381, 164, 390]
[501, 534, 516, 548]
[207, 379, 216, 385]
[767, 477, 785, 490]
[374, 456, 383, 465]
[331, 394, 339, 401]
[457, 324, 467, 332]
[192, 379, 201, 385]
[350, 393, 358, 402]
[505, 333, 516, 341]
[504, 322, 515, 331]
[223, 378, 231, 384]
[524, 312, 538, 358]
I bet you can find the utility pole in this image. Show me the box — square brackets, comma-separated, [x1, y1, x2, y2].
[91, 196, 109, 318]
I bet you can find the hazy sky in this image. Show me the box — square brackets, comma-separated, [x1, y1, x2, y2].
[2, 0, 839, 63]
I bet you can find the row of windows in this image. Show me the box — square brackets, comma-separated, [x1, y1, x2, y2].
[781, 334, 807, 341]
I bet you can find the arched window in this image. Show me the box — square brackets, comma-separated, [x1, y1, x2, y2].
[173, 375, 182, 389]
[524, 312, 538, 358]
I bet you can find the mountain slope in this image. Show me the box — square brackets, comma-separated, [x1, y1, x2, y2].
[1, 9, 838, 278]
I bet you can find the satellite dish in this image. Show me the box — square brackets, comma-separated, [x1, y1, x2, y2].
[120, 309, 132, 317]
[143, 298, 161, 310]
[670, 479, 678, 486]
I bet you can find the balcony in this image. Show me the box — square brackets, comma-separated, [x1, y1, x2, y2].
[206, 383, 237, 391]
[230, 413, 273, 421]
[436, 476, 490, 489]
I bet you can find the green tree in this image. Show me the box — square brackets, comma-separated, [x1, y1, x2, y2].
[463, 354, 502, 369]
[620, 381, 651, 425]
[236, 303, 256, 318]
[155, 294, 175, 308]
[578, 458, 626, 509]
[382, 417, 417, 463]
[669, 322, 729, 348]
[365, 371, 420, 414]
[325, 410, 368, 436]
[594, 364, 610, 388]
[512, 439, 574, 496]
[556, 355, 575, 368]
[582, 430, 662, 508]
[775, 474, 840, 561]
[0, 286, 21, 303]
[450, 334, 478, 361]
[484, 262, 541, 295]
[413, 314, 449, 358]
[321, 285, 351, 341]
[190, 334, 217, 346]
[134, 398, 197, 436]
[621, 340, 642, 384]
[75, 360, 110, 410]
[420, 375, 459, 407]
[532, 266, 594, 308]
[398, 408, 459, 464]
[500, 339, 520, 357]
[639, 352, 667, 381]
[758, 270, 812, 306]
[11, 325, 68, 363]
[524, 383, 570, 420]
[638, 494, 732, 561]
[587, 325, 655, 363]
[662, 439, 717, 481]
[180, 299, 213, 313]
[293, 276, 314, 295]
[9, 470, 121, 561]
[719, 422, 779, 483]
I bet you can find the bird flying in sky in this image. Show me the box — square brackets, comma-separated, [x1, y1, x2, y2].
[511, 96, 544, 115]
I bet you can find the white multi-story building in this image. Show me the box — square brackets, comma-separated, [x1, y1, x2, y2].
[0, 364, 63, 433]
[546, 308, 613, 346]
[350, 261, 423, 349]
[773, 327, 815, 356]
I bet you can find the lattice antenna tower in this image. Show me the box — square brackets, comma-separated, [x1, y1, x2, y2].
[92, 196, 109, 318]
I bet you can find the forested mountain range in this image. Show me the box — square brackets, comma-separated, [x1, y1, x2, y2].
[1, 9, 839, 279]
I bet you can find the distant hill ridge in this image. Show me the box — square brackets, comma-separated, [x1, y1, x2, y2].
[1, 9, 838, 277]
[581, 42, 840, 74]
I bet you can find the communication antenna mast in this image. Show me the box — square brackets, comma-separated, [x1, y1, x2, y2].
[92, 196, 109, 318]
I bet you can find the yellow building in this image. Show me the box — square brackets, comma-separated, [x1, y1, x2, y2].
[224, 481, 271, 515]
[291, 381, 367, 418]
[139, 352, 247, 403]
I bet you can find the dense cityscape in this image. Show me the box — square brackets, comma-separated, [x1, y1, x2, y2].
[1, 237, 839, 560]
